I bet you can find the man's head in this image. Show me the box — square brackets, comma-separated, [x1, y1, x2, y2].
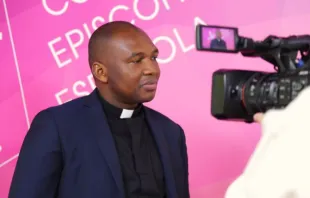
[215, 29, 222, 39]
[88, 21, 160, 109]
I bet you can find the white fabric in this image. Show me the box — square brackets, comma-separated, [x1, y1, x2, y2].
[120, 109, 134, 119]
[225, 86, 310, 198]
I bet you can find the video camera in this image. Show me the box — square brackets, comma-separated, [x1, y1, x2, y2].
[195, 24, 310, 123]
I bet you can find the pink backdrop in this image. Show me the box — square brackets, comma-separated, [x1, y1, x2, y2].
[0, 0, 309, 197]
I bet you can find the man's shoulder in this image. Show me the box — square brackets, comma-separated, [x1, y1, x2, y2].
[144, 106, 181, 129]
[53, 95, 86, 111]
[35, 95, 88, 120]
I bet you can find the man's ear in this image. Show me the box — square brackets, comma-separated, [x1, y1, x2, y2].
[91, 62, 108, 83]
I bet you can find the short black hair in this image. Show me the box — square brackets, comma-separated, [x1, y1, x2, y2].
[88, 21, 140, 67]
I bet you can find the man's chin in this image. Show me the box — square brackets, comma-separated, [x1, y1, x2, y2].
[139, 93, 156, 104]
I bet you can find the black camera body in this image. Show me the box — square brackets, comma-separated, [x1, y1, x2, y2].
[196, 24, 310, 123]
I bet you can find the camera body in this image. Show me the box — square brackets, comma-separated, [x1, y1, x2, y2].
[196, 24, 310, 123]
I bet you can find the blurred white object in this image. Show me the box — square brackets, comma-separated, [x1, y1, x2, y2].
[225, 86, 310, 198]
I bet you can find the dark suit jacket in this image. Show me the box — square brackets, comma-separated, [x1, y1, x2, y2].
[9, 90, 189, 198]
[210, 38, 227, 50]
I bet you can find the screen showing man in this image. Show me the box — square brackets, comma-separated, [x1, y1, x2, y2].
[200, 26, 237, 52]
[211, 29, 227, 50]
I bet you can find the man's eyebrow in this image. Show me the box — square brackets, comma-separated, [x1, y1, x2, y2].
[129, 48, 159, 58]
[130, 52, 144, 58]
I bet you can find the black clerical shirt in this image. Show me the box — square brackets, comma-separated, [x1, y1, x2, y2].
[98, 93, 166, 198]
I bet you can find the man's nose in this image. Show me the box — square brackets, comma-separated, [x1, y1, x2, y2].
[143, 62, 160, 76]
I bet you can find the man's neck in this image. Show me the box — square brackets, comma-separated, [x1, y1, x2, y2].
[96, 89, 143, 119]
[97, 89, 138, 110]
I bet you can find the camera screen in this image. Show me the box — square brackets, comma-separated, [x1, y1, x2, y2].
[197, 25, 238, 53]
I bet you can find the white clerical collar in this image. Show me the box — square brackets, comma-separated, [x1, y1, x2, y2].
[120, 109, 134, 119]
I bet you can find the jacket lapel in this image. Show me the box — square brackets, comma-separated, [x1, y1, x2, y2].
[82, 90, 125, 198]
[144, 107, 178, 198]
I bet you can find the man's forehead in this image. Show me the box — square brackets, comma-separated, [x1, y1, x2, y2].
[109, 31, 156, 55]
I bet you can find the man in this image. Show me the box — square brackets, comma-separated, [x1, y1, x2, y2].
[225, 87, 310, 198]
[210, 29, 227, 50]
[9, 21, 189, 198]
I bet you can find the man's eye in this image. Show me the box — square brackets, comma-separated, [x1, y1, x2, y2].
[133, 59, 143, 63]
[152, 56, 158, 61]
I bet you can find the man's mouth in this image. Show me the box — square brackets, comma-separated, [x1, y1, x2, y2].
[140, 80, 158, 91]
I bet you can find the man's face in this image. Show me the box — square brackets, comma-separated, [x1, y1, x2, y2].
[216, 30, 222, 39]
[102, 29, 160, 104]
